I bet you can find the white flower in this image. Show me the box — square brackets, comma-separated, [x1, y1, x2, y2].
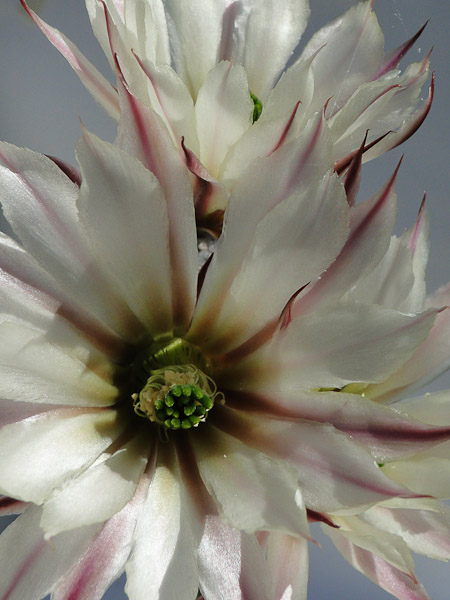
[0, 107, 450, 599]
[21, 0, 432, 230]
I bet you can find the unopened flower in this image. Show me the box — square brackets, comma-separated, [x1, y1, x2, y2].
[22, 0, 433, 231]
[0, 109, 450, 599]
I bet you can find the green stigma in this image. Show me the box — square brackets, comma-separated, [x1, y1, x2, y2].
[250, 91, 263, 122]
[131, 339, 222, 431]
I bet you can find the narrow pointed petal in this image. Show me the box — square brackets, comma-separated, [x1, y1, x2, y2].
[292, 163, 399, 318]
[267, 532, 308, 600]
[377, 21, 428, 78]
[76, 130, 173, 335]
[229, 302, 437, 391]
[116, 83, 197, 332]
[134, 55, 199, 153]
[195, 61, 253, 177]
[0, 496, 29, 516]
[193, 426, 309, 538]
[330, 57, 430, 161]
[20, 0, 120, 120]
[212, 406, 419, 514]
[189, 112, 335, 344]
[0, 408, 127, 504]
[367, 302, 450, 403]
[361, 502, 450, 561]
[300, 1, 384, 116]
[363, 72, 434, 162]
[125, 448, 200, 600]
[0, 505, 100, 600]
[325, 526, 431, 600]
[194, 172, 349, 354]
[198, 516, 272, 600]
[0, 142, 143, 347]
[221, 389, 450, 463]
[331, 516, 416, 578]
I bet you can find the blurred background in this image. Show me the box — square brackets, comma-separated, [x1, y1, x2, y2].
[0, 1, 449, 598]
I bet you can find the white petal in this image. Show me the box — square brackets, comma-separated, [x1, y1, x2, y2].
[159, 0, 225, 96]
[22, 1, 120, 120]
[117, 85, 198, 331]
[300, 1, 384, 116]
[189, 112, 333, 344]
[231, 301, 437, 390]
[0, 320, 117, 406]
[235, 0, 310, 100]
[219, 388, 450, 463]
[348, 234, 416, 309]
[41, 433, 148, 537]
[0, 505, 99, 600]
[367, 306, 450, 402]
[195, 61, 253, 177]
[77, 130, 173, 335]
[0, 408, 126, 504]
[325, 525, 431, 600]
[193, 426, 309, 538]
[134, 58, 199, 153]
[331, 515, 415, 577]
[125, 449, 200, 600]
[198, 172, 349, 354]
[361, 503, 450, 561]
[213, 407, 417, 514]
[267, 532, 308, 600]
[292, 166, 398, 318]
[198, 516, 272, 600]
[330, 58, 429, 160]
[0, 142, 141, 346]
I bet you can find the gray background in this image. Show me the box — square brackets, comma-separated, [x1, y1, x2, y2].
[0, 1, 449, 598]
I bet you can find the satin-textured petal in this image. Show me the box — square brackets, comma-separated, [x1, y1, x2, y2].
[212, 406, 418, 514]
[41, 433, 148, 537]
[0, 408, 127, 504]
[193, 426, 309, 537]
[0, 505, 100, 600]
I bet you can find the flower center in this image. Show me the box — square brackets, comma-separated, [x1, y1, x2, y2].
[131, 338, 221, 431]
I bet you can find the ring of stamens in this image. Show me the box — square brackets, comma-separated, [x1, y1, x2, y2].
[131, 339, 223, 431]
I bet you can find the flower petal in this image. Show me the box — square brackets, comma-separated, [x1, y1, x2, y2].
[361, 502, 450, 561]
[292, 163, 399, 318]
[40, 433, 148, 537]
[229, 301, 437, 391]
[198, 515, 272, 600]
[195, 172, 349, 354]
[116, 83, 198, 331]
[76, 130, 173, 336]
[20, 0, 120, 120]
[195, 61, 253, 177]
[267, 532, 308, 600]
[212, 406, 418, 514]
[193, 426, 309, 538]
[0, 320, 117, 407]
[125, 447, 200, 600]
[220, 389, 450, 463]
[0, 142, 142, 348]
[300, 1, 384, 116]
[230, 0, 310, 100]
[325, 525, 431, 600]
[189, 112, 334, 345]
[0, 408, 127, 504]
[52, 461, 153, 600]
[0, 505, 100, 600]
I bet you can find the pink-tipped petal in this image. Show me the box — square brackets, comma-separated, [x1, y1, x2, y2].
[20, 0, 120, 120]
